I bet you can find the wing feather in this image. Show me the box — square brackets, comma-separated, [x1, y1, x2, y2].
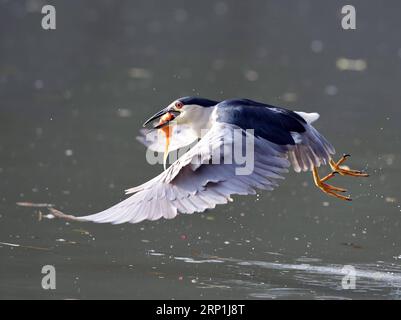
[60, 123, 290, 224]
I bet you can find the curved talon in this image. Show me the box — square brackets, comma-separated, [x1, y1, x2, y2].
[312, 167, 351, 201]
[329, 155, 369, 177]
[324, 183, 347, 193]
[325, 189, 352, 201]
[312, 154, 369, 201]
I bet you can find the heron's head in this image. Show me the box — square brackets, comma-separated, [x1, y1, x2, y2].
[143, 97, 219, 170]
[143, 96, 219, 129]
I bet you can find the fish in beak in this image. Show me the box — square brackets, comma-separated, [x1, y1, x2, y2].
[143, 108, 180, 170]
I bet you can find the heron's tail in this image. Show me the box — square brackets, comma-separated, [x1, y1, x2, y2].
[294, 111, 320, 124]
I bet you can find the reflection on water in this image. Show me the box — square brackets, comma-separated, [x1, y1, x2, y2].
[149, 251, 401, 299]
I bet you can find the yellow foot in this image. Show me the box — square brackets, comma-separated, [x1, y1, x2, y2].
[312, 167, 351, 201]
[329, 154, 369, 177]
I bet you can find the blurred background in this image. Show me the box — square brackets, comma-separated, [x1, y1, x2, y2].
[1, 0, 401, 299]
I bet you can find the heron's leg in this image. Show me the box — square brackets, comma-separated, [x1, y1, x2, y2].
[320, 171, 337, 182]
[312, 167, 351, 201]
[329, 154, 369, 177]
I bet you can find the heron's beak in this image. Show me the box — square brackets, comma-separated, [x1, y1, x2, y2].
[143, 108, 180, 128]
[143, 108, 181, 171]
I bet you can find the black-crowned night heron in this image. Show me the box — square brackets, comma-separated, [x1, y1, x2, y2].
[51, 97, 368, 224]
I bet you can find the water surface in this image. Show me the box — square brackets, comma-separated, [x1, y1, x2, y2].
[1, 0, 401, 299]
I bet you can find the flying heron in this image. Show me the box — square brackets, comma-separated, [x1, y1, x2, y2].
[51, 97, 368, 224]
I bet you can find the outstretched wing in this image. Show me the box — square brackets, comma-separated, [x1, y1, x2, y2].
[55, 123, 290, 224]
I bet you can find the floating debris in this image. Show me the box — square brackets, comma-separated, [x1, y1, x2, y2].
[0, 242, 19, 247]
[16, 202, 54, 208]
[0, 241, 51, 251]
[336, 58, 367, 71]
[282, 92, 297, 103]
[325, 85, 338, 96]
[128, 68, 152, 79]
[311, 40, 323, 53]
[72, 228, 91, 236]
[341, 242, 363, 249]
[381, 154, 395, 166]
[56, 239, 77, 245]
[117, 108, 132, 118]
[34, 79, 44, 90]
[265, 251, 284, 256]
[35, 127, 43, 137]
[174, 256, 224, 264]
[244, 69, 259, 82]
[385, 197, 397, 203]
[212, 59, 225, 70]
[296, 257, 322, 263]
[148, 252, 165, 256]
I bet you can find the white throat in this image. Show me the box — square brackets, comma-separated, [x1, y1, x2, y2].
[177, 105, 217, 137]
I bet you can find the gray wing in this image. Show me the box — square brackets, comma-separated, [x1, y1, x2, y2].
[60, 123, 290, 224]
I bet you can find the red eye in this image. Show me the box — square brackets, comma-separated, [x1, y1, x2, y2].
[175, 101, 183, 109]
